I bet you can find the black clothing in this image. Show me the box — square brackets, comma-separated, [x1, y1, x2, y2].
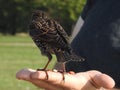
[66, 0, 120, 88]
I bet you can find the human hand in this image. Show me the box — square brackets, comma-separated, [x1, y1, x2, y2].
[16, 68, 115, 90]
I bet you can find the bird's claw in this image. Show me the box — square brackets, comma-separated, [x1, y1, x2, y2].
[37, 68, 49, 80]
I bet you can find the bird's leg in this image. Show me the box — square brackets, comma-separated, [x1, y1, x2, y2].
[37, 59, 51, 70]
[37, 59, 51, 80]
[61, 63, 66, 80]
[57, 63, 66, 80]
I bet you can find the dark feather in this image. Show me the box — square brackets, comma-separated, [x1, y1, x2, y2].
[29, 10, 84, 70]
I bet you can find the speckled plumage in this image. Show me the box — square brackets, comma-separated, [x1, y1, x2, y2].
[29, 10, 84, 71]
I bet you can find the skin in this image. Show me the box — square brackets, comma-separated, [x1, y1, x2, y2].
[16, 68, 115, 90]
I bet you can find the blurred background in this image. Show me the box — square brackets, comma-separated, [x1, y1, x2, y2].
[0, 0, 86, 90]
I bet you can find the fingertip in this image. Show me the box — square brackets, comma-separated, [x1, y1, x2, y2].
[16, 68, 36, 80]
[94, 73, 115, 89]
[68, 71, 76, 75]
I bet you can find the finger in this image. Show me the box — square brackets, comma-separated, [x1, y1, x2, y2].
[16, 69, 63, 90]
[87, 70, 115, 89]
[93, 73, 115, 89]
[16, 68, 36, 81]
[30, 70, 64, 84]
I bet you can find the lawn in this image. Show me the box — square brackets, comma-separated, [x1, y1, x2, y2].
[0, 34, 56, 90]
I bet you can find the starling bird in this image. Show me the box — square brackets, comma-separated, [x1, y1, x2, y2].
[29, 10, 84, 74]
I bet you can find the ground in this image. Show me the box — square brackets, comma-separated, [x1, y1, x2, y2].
[0, 34, 56, 90]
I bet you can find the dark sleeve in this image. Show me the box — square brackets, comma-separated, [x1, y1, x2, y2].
[66, 0, 120, 88]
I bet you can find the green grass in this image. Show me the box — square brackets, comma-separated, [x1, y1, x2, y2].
[0, 34, 56, 90]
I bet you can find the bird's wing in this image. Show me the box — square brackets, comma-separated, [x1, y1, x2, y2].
[53, 20, 69, 44]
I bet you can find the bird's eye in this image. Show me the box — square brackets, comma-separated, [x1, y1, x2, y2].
[33, 14, 39, 19]
[33, 16, 38, 19]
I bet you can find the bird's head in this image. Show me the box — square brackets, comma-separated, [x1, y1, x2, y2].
[29, 10, 48, 30]
[29, 10, 50, 38]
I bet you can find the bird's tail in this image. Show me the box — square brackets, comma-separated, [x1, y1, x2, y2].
[54, 50, 84, 62]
